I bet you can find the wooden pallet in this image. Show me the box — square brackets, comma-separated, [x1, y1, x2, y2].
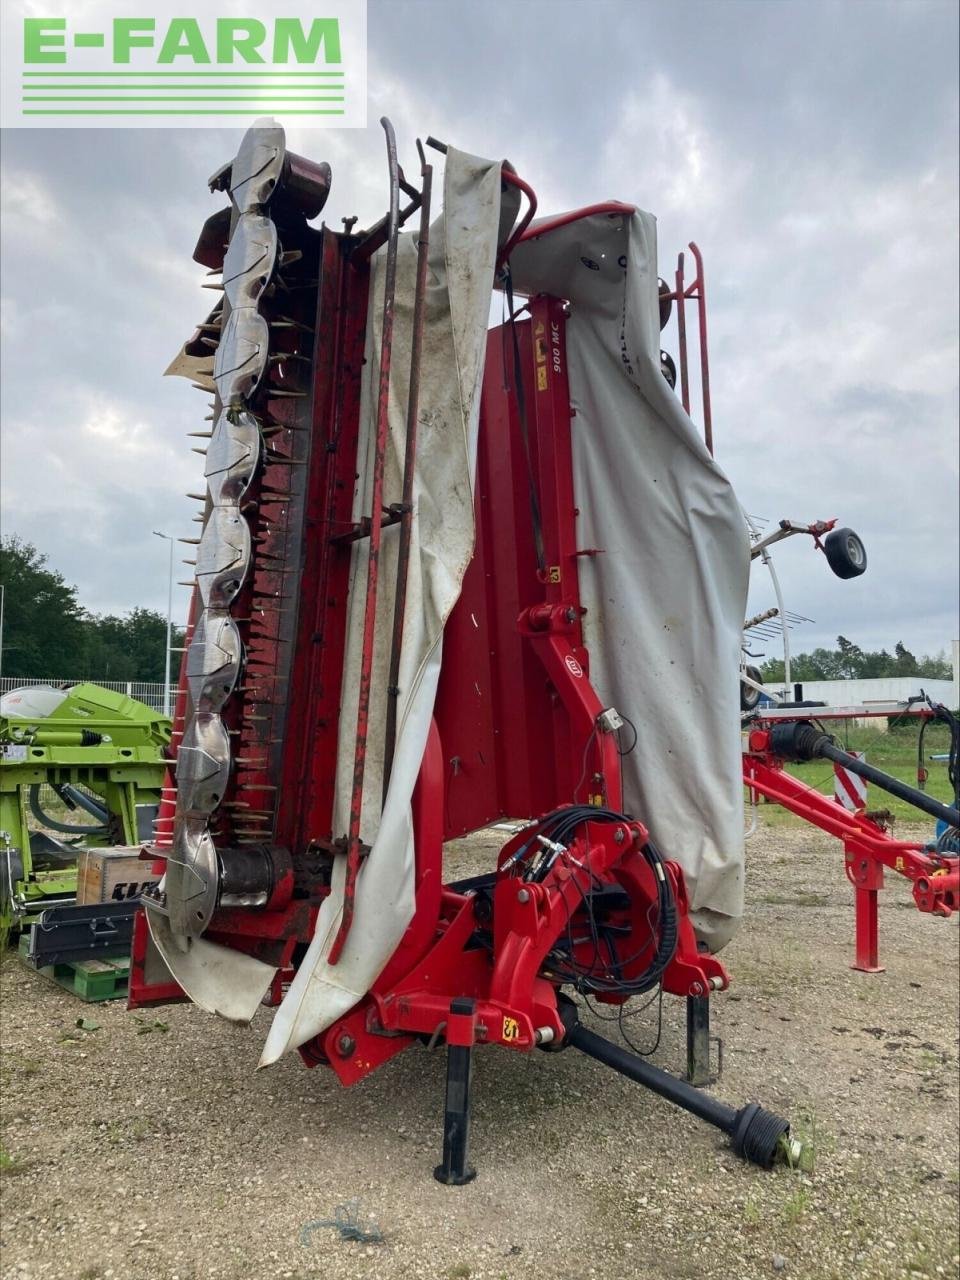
[19, 937, 130, 1003]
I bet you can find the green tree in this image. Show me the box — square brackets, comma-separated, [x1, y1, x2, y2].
[85, 609, 176, 682]
[758, 635, 954, 685]
[917, 649, 953, 680]
[835, 634, 865, 678]
[1, 536, 183, 683]
[893, 640, 918, 676]
[0, 536, 88, 677]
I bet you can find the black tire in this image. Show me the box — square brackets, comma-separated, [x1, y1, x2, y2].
[740, 664, 763, 712]
[823, 527, 867, 579]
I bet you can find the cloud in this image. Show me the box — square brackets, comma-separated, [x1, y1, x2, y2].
[0, 0, 957, 662]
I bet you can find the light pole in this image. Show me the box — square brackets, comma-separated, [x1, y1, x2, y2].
[153, 531, 174, 717]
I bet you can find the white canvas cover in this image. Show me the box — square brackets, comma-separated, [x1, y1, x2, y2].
[261, 149, 516, 1063]
[509, 209, 750, 948]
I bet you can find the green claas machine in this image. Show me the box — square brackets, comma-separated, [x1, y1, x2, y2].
[0, 683, 170, 934]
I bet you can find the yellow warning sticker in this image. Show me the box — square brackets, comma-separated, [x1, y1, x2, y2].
[502, 1017, 520, 1042]
[537, 366, 548, 391]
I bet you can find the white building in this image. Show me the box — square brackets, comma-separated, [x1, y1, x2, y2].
[794, 676, 955, 709]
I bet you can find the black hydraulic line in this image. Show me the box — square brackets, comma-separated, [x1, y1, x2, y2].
[769, 722, 960, 828]
[28, 785, 110, 836]
[566, 1022, 791, 1168]
[54, 783, 110, 824]
[819, 742, 960, 827]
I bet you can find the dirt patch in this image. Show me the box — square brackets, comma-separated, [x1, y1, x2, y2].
[1, 823, 958, 1280]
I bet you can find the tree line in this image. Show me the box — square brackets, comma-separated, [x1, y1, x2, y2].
[0, 536, 184, 683]
[759, 634, 953, 683]
[2, 535, 952, 689]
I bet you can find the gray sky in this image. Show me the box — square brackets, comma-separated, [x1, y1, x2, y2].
[1, 0, 957, 663]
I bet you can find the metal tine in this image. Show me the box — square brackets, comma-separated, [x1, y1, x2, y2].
[270, 317, 315, 333]
[383, 140, 433, 805]
[328, 115, 401, 967]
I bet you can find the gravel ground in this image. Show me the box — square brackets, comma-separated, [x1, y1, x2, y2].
[1, 822, 958, 1280]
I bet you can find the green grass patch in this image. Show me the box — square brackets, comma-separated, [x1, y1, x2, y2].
[0, 1143, 30, 1176]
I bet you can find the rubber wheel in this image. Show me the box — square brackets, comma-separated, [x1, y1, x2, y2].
[740, 664, 763, 712]
[823, 527, 867, 579]
[660, 350, 677, 389]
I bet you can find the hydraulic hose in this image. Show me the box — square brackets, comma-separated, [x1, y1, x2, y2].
[28, 785, 110, 836]
[53, 783, 111, 824]
[566, 1022, 794, 1168]
[769, 722, 960, 829]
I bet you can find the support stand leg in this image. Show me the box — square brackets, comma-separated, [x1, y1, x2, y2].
[852, 884, 884, 973]
[686, 994, 712, 1086]
[434, 997, 477, 1185]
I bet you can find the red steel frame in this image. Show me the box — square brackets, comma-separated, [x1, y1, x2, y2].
[131, 198, 725, 1080]
[671, 242, 712, 455]
[743, 726, 958, 972]
[304, 288, 723, 1083]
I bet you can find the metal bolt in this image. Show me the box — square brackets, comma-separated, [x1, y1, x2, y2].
[517, 888, 531, 904]
[689, 982, 704, 997]
[335, 1032, 356, 1058]
[614, 827, 625, 844]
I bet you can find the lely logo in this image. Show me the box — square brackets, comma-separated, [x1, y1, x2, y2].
[1, 1, 367, 128]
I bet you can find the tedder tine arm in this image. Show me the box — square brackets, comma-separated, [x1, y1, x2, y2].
[383, 142, 434, 804]
[328, 116, 401, 965]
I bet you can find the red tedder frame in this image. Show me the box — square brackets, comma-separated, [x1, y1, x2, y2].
[743, 721, 958, 973]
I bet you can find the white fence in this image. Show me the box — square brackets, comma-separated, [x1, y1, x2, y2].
[0, 677, 177, 715]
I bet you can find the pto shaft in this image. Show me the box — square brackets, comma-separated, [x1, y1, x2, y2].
[566, 1022, 798, 1168]
[769, 722, 960, 829]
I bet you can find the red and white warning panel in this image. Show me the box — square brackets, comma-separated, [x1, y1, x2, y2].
[834, 752, 868, 811]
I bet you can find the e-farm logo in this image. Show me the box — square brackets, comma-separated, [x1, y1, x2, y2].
[0, 2, 367, 128]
